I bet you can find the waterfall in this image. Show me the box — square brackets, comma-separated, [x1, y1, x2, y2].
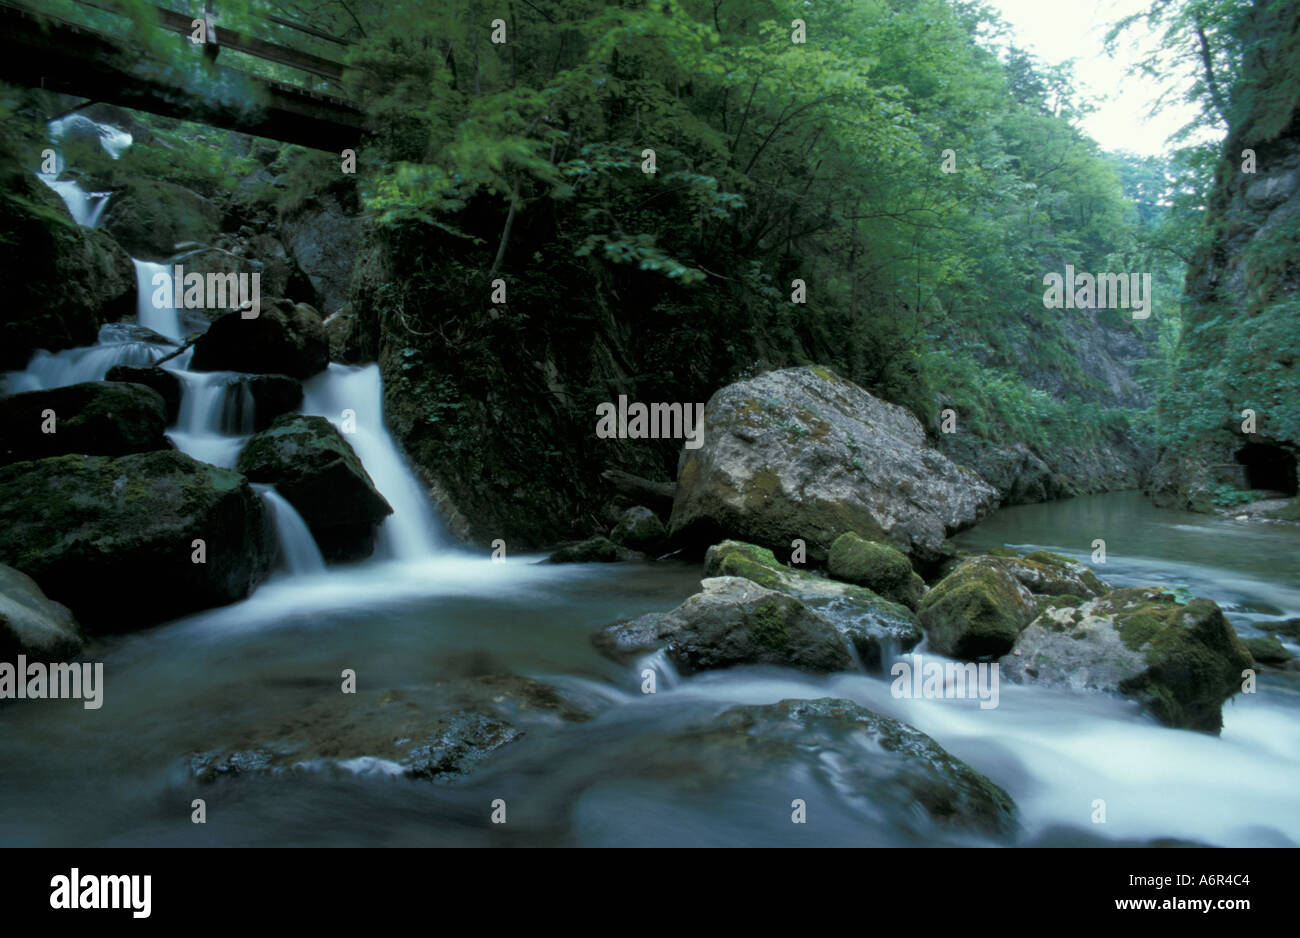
[132, 260, 184, 342]
[254, 485, 326, 574]
[37, 175, 111, 228]
[302, 364, 445, 560]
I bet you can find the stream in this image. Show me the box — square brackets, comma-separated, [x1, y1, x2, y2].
[2, 116, 1298, 849]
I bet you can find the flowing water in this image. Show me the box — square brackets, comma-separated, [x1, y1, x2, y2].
[3, 119, 1299, 848]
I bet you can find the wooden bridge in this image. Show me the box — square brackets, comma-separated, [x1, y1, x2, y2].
[0, 0, 363, 151]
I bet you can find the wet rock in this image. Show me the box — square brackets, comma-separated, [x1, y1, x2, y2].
[0, 171, 136, 368]
[1243, 635, 1293, 664]
[594, 576, 856, 674]
[918, 556, 1037, 659]
[236, 415, 392, 562]
[279, 191, 362, 316]
[679, 698, 1018, 838]
[0, 381, 169, 465]
[188, 688, 524, 784]
[827, 531, 925, 609]
[609, 505, 666, 552]
[0, 564, 83, 659]
[221, 374, 303, 433]
[669, 365, 998, 565]
[101, 179, 220, 261]
[545, 536, 645, 563]
[998, 588, 1254, 732]
[105, 365, 182, 424]
[702, 539, 920, 667]
[190, 301, 329, 380]
[994, 550, 1107, 599]
[0, 450, 274, 630]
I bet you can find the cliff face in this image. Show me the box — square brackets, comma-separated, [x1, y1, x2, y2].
[1148, 2, 1300, 512]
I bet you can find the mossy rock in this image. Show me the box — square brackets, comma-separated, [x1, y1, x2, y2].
[237, 415, 392, 562]
[608, 505, 666, 552]
[994, 551, 1107, 599]
[0, 450, 274, 631]
[1243, 635, 1293, 664]
[100, 178, 220, 261]
[918, 557, 1037, 659]
[546, 536, 645, 563]
[827, 531, 925, 609]
[190, 301, 329, 380]
[1001, 587, 1255, 732]
[702, 539, 921, 667]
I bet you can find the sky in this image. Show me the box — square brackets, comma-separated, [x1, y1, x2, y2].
[983, 0, 1216, 157]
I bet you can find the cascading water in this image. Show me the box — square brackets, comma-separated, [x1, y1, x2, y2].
[131, 260, 184, 342]
[254, 485, 327, 574]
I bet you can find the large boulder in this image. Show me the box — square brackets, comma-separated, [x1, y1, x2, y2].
[0, 171, 136, 369]
[609, 505, 666, 552]
[702, 539, 921, 667]
[0, 564, 83, 659]
[105, 366, 182, 424]
[100, 179, 220, 261]
[236, 415, 392, 562]
[669, 366, 998, 565]
[998, 588, 1254, 732]
[218, 374, 304, 433]
[995, 549, 1107, 599]
[0, 450, 274, 630]
[827, 531, 926, 609]
[278, 191, 362, 316]
[0, 381, 169, 465]
[673, 698, 1019, 839]
[190, 301, 329, 379]
[917, 556, 1037, 659]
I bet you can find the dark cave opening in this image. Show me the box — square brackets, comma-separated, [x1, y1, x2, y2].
[1234, 442, 1298, 495]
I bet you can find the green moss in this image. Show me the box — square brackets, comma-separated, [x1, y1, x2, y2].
[747, 598, 792, 653]
[827, 531, 922, 608]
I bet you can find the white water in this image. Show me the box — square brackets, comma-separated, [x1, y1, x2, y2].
[132, 260, 184, 342]
[254, 485, 327, 575]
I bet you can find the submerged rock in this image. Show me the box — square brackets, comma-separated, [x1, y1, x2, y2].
[1243, 635, 1293, 664]
[668, 365, 998, 565]
[545, 536, 645, 563]
[677, 698, 1018, 838]
[0, 381, 169, 465]
[702, 539, 920, 667]
[0, 450, 274, 630]
[190, 301, 329, 379]
[236, 415, 392, 562]
[827, 531, 926, 609]
[998, 588, 1254, 732]
[917, 556, 1038, 659]
[0, 564, 83, 659]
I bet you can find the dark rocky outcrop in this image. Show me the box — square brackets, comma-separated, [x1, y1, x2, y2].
[0, 563, 83, 659]
[236, 415, 392, 562]
[278, 192, 361, 316]
[0, 381, 169, 465]
[609, 505, 666, 553]
[0, 450, 275, 630]
[220, 374, 304, 433]
[669, 366, 998, 566]
[190, 301, 329, 379]
[998, 588, 1254, 732]
[545, 536, 645, 563]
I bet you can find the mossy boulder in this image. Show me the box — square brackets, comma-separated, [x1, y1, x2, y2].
[100, 179, 220, 261]
[673, 698, 1018, 839]
[703, 540, 921, 667]
[593, 576, 855, 674]
[0, 381, 169, 465]
[997, 550, 1107, 598]
[827, 531, 925, 609]
[190, 301, 329, 380]
[236, 415, 392, 562]
[609, 505, 666, 552]
[999, 588, 1255, 732]
[0, 563, 83, 659]
[0, 450, 274, 630]
[1243, 635, 1293, 664]
[668, 366, 998, 566]
[0, 170, 136, 369]
[917, 556, 1037, 659]
[546, 536, 645, 563]
[105, 365, 182, 424]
